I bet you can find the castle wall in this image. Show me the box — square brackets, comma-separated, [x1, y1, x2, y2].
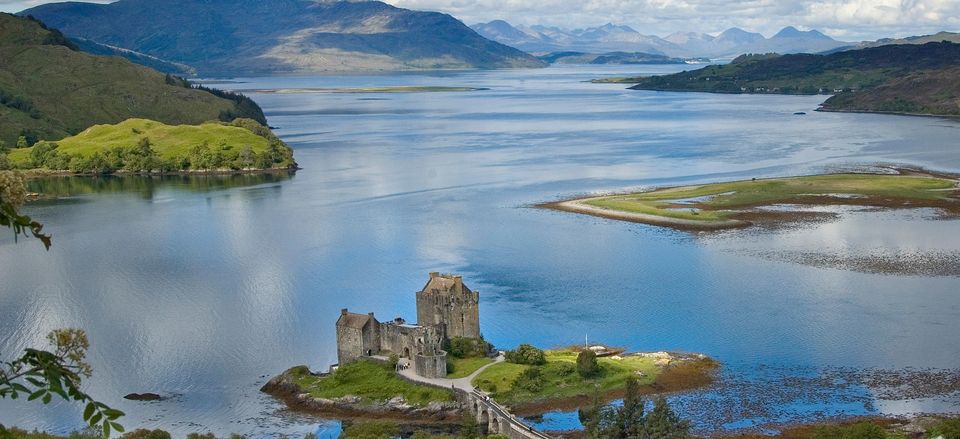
[380, 324, 421, 358]
[416, 274, 480, 340]
[415, 351, 448, 379]
[362, 318, 380, 357]
[336, 326, 363, 365]
[379, 323, 446, 359]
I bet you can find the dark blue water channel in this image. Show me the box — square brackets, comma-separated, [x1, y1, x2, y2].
[2, 65, 959, 437]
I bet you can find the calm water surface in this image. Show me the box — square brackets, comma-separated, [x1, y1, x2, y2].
[2, 65, 959, 436]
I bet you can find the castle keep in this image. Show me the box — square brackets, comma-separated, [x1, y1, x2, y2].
[335, 273, 481, 379]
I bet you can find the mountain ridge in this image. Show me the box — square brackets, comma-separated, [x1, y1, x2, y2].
[21, 0, 545, 75]
[471, 20, 850, 58]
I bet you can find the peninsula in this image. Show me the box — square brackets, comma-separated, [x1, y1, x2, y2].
[541, 170, 960, 231]
[603, 42, 960, 117]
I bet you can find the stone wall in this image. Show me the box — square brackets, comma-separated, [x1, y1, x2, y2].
[416, 273, 480, 339]
[415, 351, 448, 379]
[361, 316, 380, 357]
[380, 323, 422, 358]
[380, 323, 445, 359]
[336, 325, 363, 364]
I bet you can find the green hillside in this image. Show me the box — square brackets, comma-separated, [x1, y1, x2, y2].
[0, 13, 265, 147]
[821, 67, 960, 116]
[7, 119, 295, 173]
[615, 42, 960, 116]
[21, 0, 546, 75]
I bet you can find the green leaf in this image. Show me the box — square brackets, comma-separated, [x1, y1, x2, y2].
[110, 422, 124, 433]
[89, 412, 102, 426]
[84, 402, 95, 420]
[103, 408, 124, 419]
[42, 393, 52, 404]
[28, 389, 45, 401]
[102, 420, 111, 438]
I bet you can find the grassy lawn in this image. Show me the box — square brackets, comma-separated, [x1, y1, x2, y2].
[471, 349, 659, 406]
[583, 173, 958, 223]
[8, 119, 274, 167]
[287, 361, 453, 407]
[447, 356, 494, 379]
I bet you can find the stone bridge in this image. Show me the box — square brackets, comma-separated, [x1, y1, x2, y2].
[397, 354, 553, 439]
[464, 388, 552, 439]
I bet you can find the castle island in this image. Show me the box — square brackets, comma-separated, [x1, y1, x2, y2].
[262, 272, 717, 437]
[336, 272, 481, 379]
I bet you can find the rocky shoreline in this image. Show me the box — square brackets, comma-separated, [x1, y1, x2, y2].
[260, 367, 464, 422]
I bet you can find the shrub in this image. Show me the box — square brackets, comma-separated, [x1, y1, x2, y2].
[576, 350, 599, 377]
[387, 353, 399, 369]
[505, 344, 545, 365]
[340, 421, 400, 439]
[929, 419, 960, 439]
[512, 367, 544, 393]
[445, 337, 491, 358]
[186, 434, 216, 439]
[554, 362, 576, 376]
[120, 429, 172, 439]
[812, 422, 888, 439]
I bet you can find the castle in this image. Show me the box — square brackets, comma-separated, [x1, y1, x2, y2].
[336, 272, 481, 378]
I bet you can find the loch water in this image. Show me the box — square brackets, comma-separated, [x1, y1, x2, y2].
[2, 65, 959, 437]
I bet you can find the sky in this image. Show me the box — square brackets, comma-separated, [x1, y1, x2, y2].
[1, 0, 958, 41]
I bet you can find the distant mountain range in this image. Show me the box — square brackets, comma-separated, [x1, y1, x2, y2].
[21, 0, 545, 75]
[471, 20, 850, 59]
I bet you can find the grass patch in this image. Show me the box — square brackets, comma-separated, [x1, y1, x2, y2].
[472, 349, 659, 406]
[446, 356, 494, 379]
[581, 173, 958, 223]
[288, 361, 453, 407]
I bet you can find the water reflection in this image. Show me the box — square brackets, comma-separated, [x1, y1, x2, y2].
[2, 66, 960, 436]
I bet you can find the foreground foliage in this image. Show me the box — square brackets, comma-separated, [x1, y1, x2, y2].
[0, 330, 123, 437]
[0, 170, 49, 248]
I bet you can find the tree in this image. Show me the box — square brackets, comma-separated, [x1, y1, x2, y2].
[511, 367, 544, 393]
[579, 383, 689, 439]
[0, 329, 124, 437]
[460, 414, 479, 439]
[0, 170, 50, 249]
[577, 349, 599, 377]
[505, 344, 545, 365]
[643, 396, 689, 439]
[16, 136, 28, 148]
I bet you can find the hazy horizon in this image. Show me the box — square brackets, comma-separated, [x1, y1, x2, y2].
[0, 0, 957, 42]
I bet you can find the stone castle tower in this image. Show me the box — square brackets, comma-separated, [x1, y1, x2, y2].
[416, 272, 480, 339]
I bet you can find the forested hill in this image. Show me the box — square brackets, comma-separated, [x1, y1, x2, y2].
[0, 13, 266, 147]
[21, 0, 546, 75]
[622, 42, 960, 116]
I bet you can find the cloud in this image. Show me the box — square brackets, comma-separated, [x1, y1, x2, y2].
[384, 0, 960, 40]
[1, 0, 957, 41]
